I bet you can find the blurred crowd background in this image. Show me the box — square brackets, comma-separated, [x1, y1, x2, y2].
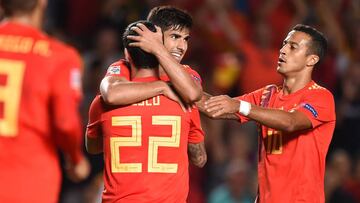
[3, 0, 360, 202]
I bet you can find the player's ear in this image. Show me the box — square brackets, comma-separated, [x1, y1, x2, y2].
[306, 55, 319, 66]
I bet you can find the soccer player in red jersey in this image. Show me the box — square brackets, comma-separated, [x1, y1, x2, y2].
[100, 6, 206, 167]
[203, 24, 335, 203]
[0, 0, 90, 202]
[86, 21, 204, 203]
[101, 6, 202, 105]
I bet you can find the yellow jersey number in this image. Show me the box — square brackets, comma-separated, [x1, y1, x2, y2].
[110, 115, 181, 173]
[0, 59, 25, 137]
[266, 129, 283, 154]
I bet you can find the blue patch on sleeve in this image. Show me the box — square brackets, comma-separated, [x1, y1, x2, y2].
[303, 103, 318, 118]
[191, 74, 201, 83]
[107, 66, 121, 75]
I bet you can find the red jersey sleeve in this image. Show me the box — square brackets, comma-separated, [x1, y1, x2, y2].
[183, 65, 204, 143]
[183, 65, 202, 86]
[50, 44, 84, 164]
[86, 95, 104, 139]
[235, 87, 264, 122]
[105, 59, 131, 79]
[188, 107, 205, 144]
[295, 88, 336, 128]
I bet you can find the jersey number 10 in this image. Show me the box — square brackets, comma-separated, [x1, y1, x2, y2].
[266, 129, 283, 154]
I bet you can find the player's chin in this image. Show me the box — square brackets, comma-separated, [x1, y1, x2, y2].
[171, 54, 183, 62]
[276, 66, 284, 74]
[174, 56, 183, 62]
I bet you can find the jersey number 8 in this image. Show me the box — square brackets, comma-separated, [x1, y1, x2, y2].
[0, 59, 25, 137]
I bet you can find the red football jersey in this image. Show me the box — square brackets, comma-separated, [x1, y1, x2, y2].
[105, 60, 203, 85]
[237, 81, 336, 203]
[87, 77, 204, 202]
[0, 22, 83, 203]
[104, 60, 204, 144]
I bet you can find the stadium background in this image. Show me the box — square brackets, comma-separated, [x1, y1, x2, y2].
[4, 0, 360, 202]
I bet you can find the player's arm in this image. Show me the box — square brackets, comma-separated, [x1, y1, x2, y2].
[127, 24, 202, 103]
[51, 52, 84, 164]
[50, 46, 90, 182]
[204, 95, 312, 133]
[101, 75, 173, 105]
[100, 61, 169, 105]
[196, 92, 239, 120]
[187, 108, 207, 167]
[85, 124, 103, 154]
[101, 75, 187, 111]
[100, 61, 187, 109]
[85, 96, 104, 154]
[85, 135, 103, 154]
[188, 142, 207, 168]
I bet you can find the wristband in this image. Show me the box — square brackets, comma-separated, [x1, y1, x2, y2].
[239, 100, 251, 116]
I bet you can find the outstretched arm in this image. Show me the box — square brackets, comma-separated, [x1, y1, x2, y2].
[196, 92, 239, 120]
[205, 95, 312, 133]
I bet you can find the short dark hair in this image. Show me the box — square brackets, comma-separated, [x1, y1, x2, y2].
[292, 24, 328, 64]
[146, 6, 192, 32]
[0, 0, 38, 16]
[122, 20, 159, 69]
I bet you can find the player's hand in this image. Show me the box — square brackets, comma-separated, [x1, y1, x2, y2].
[127, 23, 164, 55]
[65, 157, 91, 183]
[204, 95, 240, 117]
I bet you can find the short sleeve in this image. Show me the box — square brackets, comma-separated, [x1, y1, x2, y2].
[188, 107, 205, 144]
[52, 46, 83, 101]
[105, 59, 131, 79]
[50, 43, 84, 164]
[295, 89, 336, 128]
[234, 87, 265, 122]
[184, 65, 202, 86]
[86, 95, 104, 138]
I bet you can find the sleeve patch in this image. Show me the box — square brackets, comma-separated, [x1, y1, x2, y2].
[107, 66, 121, 75]
[191, 74, 201, 83]
[302, 103, 318, 118]
[70, 68, 81, 91]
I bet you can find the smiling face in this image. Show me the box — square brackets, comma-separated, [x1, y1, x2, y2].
[163, 27, 190, 62]
[277, 31, 316, 77]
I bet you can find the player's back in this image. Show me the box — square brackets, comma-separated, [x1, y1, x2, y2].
[98, 78, 191, 203]
[0, 21, 73, 202]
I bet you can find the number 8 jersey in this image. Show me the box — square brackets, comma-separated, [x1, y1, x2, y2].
[0, 22, 84, 202]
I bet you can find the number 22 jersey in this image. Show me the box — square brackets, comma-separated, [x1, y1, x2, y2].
[87, 77, 204, 203]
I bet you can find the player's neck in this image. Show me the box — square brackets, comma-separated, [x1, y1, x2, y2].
[282, 75, 312, 95]
[158, 66, 167, 76]
[6, 12, 43, 29]
[131, 68, 160, 79]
